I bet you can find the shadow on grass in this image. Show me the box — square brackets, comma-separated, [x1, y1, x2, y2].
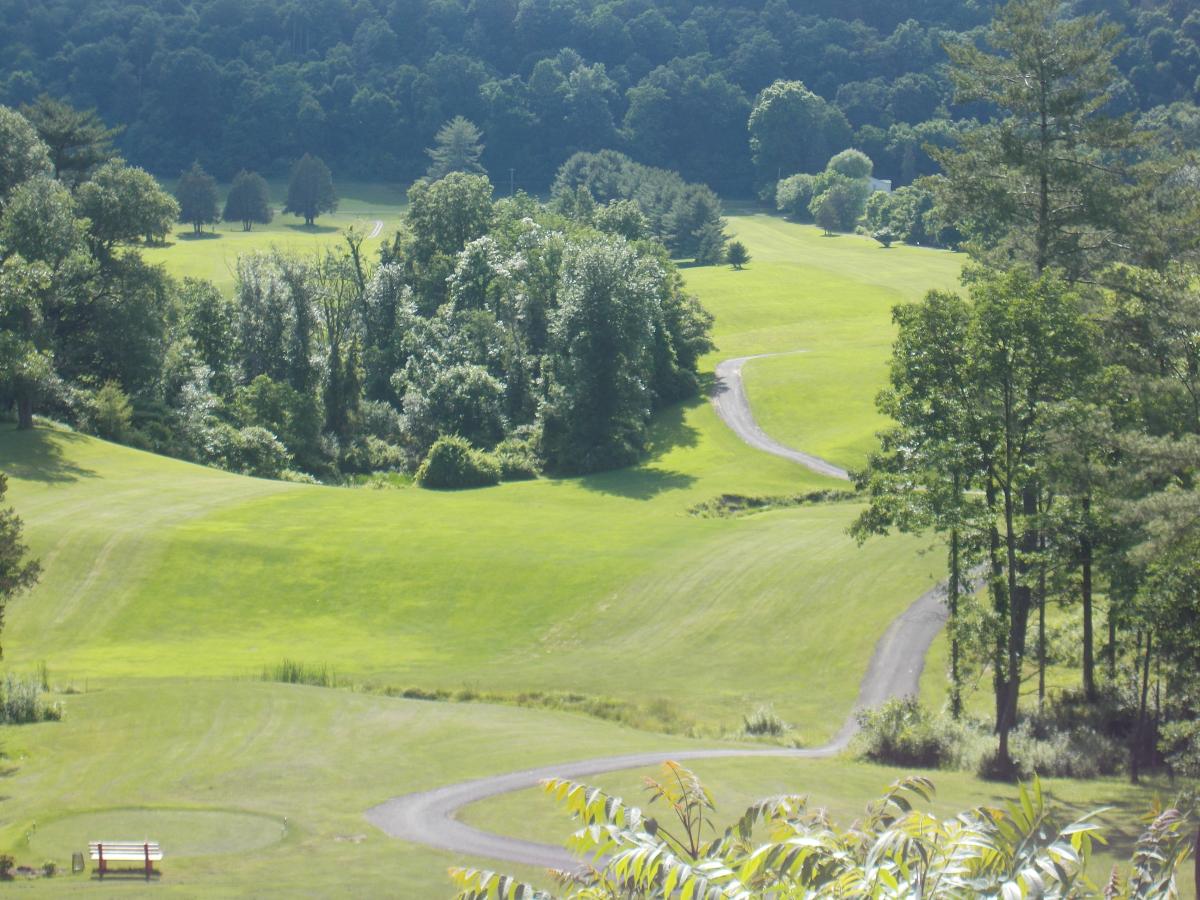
[284, 223, 340, 234]
[578, 466, 696, 500]
[0, 427, 97, 484]
[576, 398, 702, 499]
[175, 231, 222, 241]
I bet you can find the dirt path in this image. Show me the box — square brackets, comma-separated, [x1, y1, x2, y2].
[712, 354, 849, 480]
[364, 353, 947, 868]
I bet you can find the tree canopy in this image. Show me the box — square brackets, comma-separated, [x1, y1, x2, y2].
[284, 154, 336, 226]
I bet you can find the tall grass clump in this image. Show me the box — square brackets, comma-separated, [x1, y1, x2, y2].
[262, 659, 334, 687]
[742, 703, 789, 737]
[0, 674, 62, 724]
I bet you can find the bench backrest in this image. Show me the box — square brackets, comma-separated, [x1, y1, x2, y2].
[89, 841, 163, 860]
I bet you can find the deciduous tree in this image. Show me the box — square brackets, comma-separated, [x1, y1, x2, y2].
[175, 162, 219, 235]
[222, 170, 272, 231]
[283, 154, 336, 227]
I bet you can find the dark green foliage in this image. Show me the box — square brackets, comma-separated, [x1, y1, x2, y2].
[426, 117, 486, 181]
[91, 381, 132, 440]
[416, 434, 501, 489]
[540, 238, 660, 474]
[856, 698, 952, 768]
[0, 474, 40, 657]
[552, 151, 725, 261]
[872, 228, 896, 248]
[262, 659, 334, 687]
[726, 240, 749, 269]
[76, 160, 179, 252]
[19, 96, 119, 186]
[0, 106, 51, 204]
[283, 154, 336, 226]
[748, 81, 853, 193]
[175, 162, 219, 235]
[222, 171, 272, 231]
[0, 1, 1191, 194]
[775, 174, 817, 221]
[492, 434, 540, 481]
[403, 364, 506, 454]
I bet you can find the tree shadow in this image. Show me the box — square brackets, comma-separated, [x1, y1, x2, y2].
[0, 427, 97, 484]
[176, 231, 222, 241]
[577, 466, 696, 500]
[284, 223, 339, 234]
[575, 399, 702, 499]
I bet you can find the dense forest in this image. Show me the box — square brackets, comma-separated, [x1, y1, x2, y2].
[0, 0, 1197, 193]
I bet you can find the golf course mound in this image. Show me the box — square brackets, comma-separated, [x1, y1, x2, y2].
[28, 807, 285, 860]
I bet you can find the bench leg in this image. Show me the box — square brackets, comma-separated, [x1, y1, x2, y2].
[145, 843, 152, 879]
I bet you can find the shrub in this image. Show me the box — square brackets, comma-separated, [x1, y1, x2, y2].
[492, 435, 540, 481]
[91, 380, 133, 441]
[0, 674, 60, 724]
[262, 659, 333, 687]
[0, 855, 12, 879]
[341, 435, 404, 474]
[855, 698, 951, 767]
[41, 861, 56, 878]
[776, 173, 816, 221]
[225, 425, 291, 479]
[416, 435, 500, 489]
[742, 704, 787, 737]
[872, 228, 896, 248]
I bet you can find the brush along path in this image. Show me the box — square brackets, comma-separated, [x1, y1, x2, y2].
[365, 354, 948, 869]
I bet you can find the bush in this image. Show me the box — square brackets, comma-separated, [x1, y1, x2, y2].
[0, 855, 12, 879]
[742, 704, 788, 737]
[416, 435, 500, 489]
[262, 659, 333, 687]
[776, 173, 816, 221]
[91, 380, 133, 440]
[41, 861, 56, 878]
[872, 228, 896, 247]
[855, 698, 951, 767]
[341, 435, 404, 474]
[492, 435, 540, 481]
[225, 425, 291, 478]
[0, 673, 61, 724]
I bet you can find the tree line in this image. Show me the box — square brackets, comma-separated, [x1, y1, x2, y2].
[0, 100, 714, 486]
[853, 0, 1200, 781]
[0, 0, 1196, 195]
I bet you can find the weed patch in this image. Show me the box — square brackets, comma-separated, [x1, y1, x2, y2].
[689, 489, 856, 518]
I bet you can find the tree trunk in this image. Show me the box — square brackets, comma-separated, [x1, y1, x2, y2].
[1107, 600, 1117, 680]
[1131, 630, 1152, 784]
[1082, 495, 1096, 701]
[949, 522, 962, 720]
[1038, 550, 1046, 708]
[17, 395, 33, 430]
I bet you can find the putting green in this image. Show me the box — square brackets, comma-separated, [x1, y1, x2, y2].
[28, 808, 284, 860]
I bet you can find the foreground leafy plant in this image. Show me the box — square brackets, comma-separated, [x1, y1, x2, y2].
[449, 762, 1194, 899]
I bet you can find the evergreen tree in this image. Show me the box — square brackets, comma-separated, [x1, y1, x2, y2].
[175, 162, 219, 235]
[425, 117, 486, 181]
[20, 95, 120, 185]
[726, 240, 749, 269]
[933, 0, 1143, 279]
[222, 170, 273, 231]
[283, 153, 337, 226]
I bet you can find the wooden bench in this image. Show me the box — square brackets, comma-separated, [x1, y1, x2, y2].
[89, 841, 162, 878]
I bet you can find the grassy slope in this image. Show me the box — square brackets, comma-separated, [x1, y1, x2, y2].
[689, 215, 962, 468]
[140, 180, 406, 294]
[4, 211, 1184, 893]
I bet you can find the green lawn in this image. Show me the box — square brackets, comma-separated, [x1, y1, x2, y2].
[2, 206, 1187, 894]
[690, 215, 963, 469]
[141, 179, 406, 294]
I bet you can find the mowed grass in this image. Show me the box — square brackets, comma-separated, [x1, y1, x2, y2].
[11, 206, 1135, 893]
[689, 216, 963, 469]
[461, 755, 1195, 896]
[141, 179, 406, 294]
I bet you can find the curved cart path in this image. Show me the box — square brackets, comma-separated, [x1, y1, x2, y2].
[365, 352, 947, 868]
[712, 353, 849, 480]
